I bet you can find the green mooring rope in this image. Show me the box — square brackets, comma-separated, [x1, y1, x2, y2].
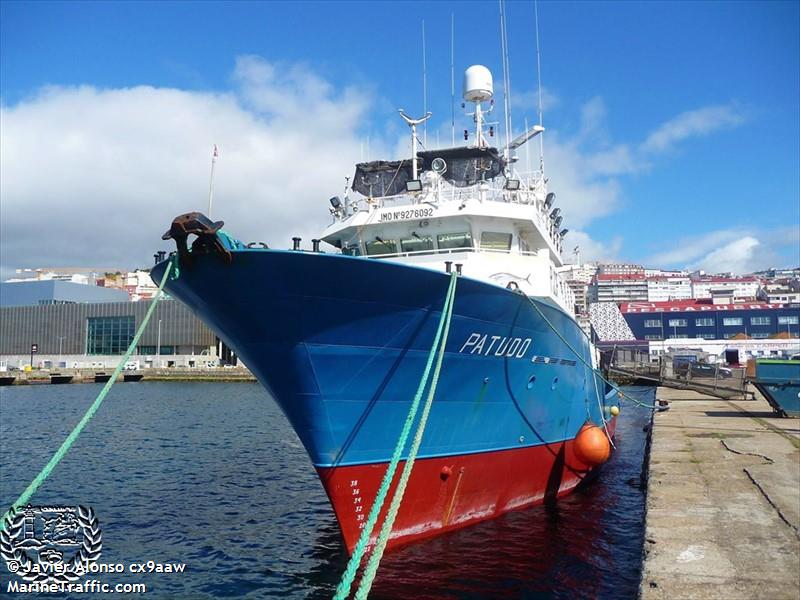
[333, 271, 458, 600]
[354, 270, 458, 600]
[0, 258, 175, 531]
[523, 296, 658, 411]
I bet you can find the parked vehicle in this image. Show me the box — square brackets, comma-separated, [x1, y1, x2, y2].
[675, 362, 732, 379]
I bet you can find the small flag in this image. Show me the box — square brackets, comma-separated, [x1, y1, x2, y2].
[213, 144, 219, 157]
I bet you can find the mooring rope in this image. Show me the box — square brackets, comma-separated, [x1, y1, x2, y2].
[334, 271, 458, 600]
[523, 296, 658, 411]
[354, 269, 458, 599]
[0, 258, 176, 532]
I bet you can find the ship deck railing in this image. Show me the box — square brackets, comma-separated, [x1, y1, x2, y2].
[363, 247, 547, 261]
[349, 176, 548, 212]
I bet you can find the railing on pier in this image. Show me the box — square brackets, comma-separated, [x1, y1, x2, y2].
[606, 345, 749, 400]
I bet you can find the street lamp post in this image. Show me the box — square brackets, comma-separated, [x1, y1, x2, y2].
[157, 319, 162, 367]
[57, 336, 66, 366]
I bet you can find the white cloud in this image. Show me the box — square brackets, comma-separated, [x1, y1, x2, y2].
[562, 230, 623, 263]
[0, 58, 374, 273]
[0, 64, 753, 280]
[508, 86, 559, 114]
[646, 229, 748, 267]
[514, 102, 635, 231]
[696, 236, 761, 274]
[644, 228, 796, 274]
[640, 104, 744, 154]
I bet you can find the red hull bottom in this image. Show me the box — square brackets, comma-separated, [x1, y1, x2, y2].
[317, 429, 614, 554]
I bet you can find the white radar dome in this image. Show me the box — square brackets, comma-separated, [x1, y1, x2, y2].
[463, 65, 493, 102]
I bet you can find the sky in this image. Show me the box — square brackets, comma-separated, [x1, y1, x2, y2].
[1, 0, 798, 280]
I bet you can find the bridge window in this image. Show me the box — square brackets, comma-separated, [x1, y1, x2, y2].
[750, 317, 771, 326]
[343, 244, 362, 256]
[723, 317, 743, 326]
[437, 232, 473, 250]
[695, 318, 715, 327]
[644, 319, 661, 328]
[365, 239, 398, 256]
[400, 235, 434, 254]
[480, 232, 512, 251]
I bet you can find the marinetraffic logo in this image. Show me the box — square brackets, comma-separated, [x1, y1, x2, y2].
[1, 505, 102, 583]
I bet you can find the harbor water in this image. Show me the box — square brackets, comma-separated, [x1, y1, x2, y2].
[0, 382, 653, 599]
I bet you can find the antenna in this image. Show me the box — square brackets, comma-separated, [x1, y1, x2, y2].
[398, 110, 432, 180]
[524, 117, 531, 176]
[450, 13, 456, 147]
[498, 0, 513, 153]
[422, 20, 428, 148]
[207, 144, 218, 217]
[534, 0, 545, 172]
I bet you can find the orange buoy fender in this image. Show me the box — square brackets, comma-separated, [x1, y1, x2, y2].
[573, 422, 611, 467]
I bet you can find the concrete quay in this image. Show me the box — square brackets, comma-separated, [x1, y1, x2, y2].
[641, 386, 800, 599]
[1, 367, 256, 384]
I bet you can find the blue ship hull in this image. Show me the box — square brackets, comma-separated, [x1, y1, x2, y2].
[152, 249, 619, 549]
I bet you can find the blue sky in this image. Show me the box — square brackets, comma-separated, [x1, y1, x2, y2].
[1, 1, 798, 276]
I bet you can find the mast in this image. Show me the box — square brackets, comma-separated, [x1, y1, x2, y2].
[422, 21, 428, 148]
[450, 13, 456, 147]
[534, 0, 545, 172]
[207, 144, 218, 217]
[499, 0, 513, 154]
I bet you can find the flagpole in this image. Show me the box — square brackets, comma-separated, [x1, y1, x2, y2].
[207, 145, 218, 217]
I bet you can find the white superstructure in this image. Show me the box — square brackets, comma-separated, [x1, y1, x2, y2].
[321, 67, 575, 316]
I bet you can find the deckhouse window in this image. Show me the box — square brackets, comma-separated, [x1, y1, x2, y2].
[480, 232, 512, 251]
[343, 244, 362, 256]
[400, 235, 434, 254]
[437, 232, 473, 250]
[365, 238, 398, 256]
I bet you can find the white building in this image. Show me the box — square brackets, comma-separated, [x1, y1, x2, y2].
[591, 273, 648, 303]
[691, 277, 760, 300]
[645, 268, 688, 278]
[558, 263, 598, 284]
[124, 270, 159, 301]
[647, 276, 693, 302]
[598, 263, 645, 276]
[647, 337, 800, 364]
[759, 288, 800, 304]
